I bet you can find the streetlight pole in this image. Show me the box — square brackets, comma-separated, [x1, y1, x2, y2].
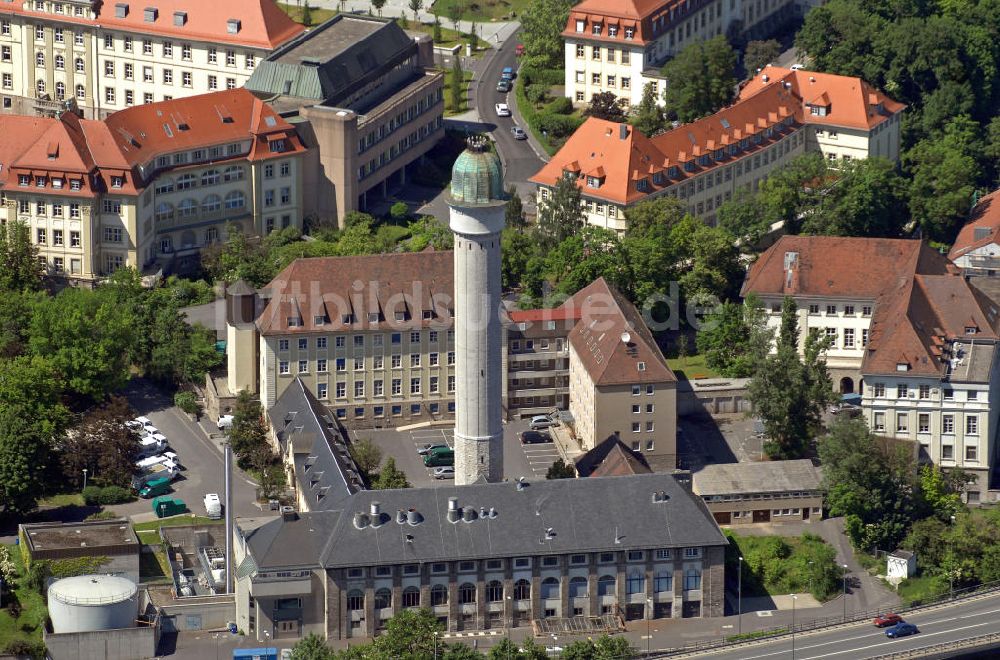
[82, 468, 88, 491]
[646, 597, 653, 656]
[738, 555, 743, 636]
[433, 631, 438, 659]
[842, 564, 848, 622]
[791, 594, 797, 660]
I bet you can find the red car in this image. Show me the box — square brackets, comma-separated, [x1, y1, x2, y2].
[874, 613, 903, 628]
[515, 43, 525, 56]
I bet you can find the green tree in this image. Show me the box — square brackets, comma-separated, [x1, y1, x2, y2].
[0, 402, 50, 514]
[696, 295, 768, 377]
[593, 634, 634, 659]
[584, 91, 627, 122]
[407, 217, 454, 251]
[202, 226, 274, 286]
[818, 418, 919, 552]
[469, 21, 479, 51]
[631, 82, 665, 136]
[918, 465, 966, 522]
[372, 457, 411, 489]
[228, 390, 271, 471]
[501, 228, 543, 293]
[505, 185, 526, 229]
[0, 354, 69, 438]
[442, 643, 483, 659]
[520, 0, 574, 68]
[451, 56, 464, 113]
[433, 17, 442, 42]
[408, 0, 422, 23]
[291, 633, 335, 660]
[801, 157, 908, 237]
[301, 0, 313, 26]
[258, 462, 287, 501]
[59, 396, 138, 489]
[0, 290, 40, 358]
[0, 220, 43, 292]
[743, 39, 781, 76]
[371, 608, 443, 658]
[372, 0, 386, 17]
[546, 458, 576, 479]
[350, 437, 383, 477]
[28, 287, 135, 401]
[536, 172, 583, 248]
[543, 226, 633, 298]
[661, 35, 737, 122]
[748, 297, 833, 459]
[446, 2, 461, 31]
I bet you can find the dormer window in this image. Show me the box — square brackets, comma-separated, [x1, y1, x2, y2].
[143, 6, 157, 22]
[808, 104, 828, 117]
[18, 175, 29, 186]
[287, 317, 302, 327]
[35, 176, 46, 187]
[667, 166, 679, 178]
[896, 362, 909, 372]
[966, 327, 978, 335]
[314, 315, 326, 326]
[341, 313, 354, 324]
[575, 19, 585, 32]
[624, 27, 634, 39]
[227, 19, 241, 34]
[698, 154, 710, 166]
[173, 10, 186, 25]
[422, 310, 434, 320]
[111, 175, 124, 188]
[51, 177, 63, 188]
[638, 362, 646, 371]
[114, 3, 128, 18]
[592, 22, 602, 35]
[683, 160, 696, 173]
[652, 172, 664, 185]
[586, 176, 601, 188]
[636, 178, 649, 192]
[69, 179, 81, 190]
[368, 312, 381, 323]
[394, 311, 407, 321]
[608, 25, 618, 36]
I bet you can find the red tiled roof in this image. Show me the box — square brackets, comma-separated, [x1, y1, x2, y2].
[948, 189, 1000, 261]
[104, 88, 305, 168]
[507, 307, 584, 323]
[566, 278, 675, 386]
[563, 0, 700, 45]
[0, 0, 304, 49]
[531, 68, 903, 206]
[257, 251, 455, 335]
[743, 236, 999, 378]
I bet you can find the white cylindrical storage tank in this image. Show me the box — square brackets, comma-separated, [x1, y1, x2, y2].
[48, 574, 138, 633]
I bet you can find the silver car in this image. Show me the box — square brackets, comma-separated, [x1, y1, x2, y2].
[511, 126, 527, 140]
[433, 466, 455, 479]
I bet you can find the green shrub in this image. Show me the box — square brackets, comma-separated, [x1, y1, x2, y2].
[525, 83, 549, 105]
[5, 639, 45, 659]
[521, 66, 563, 87]
[83, 485, 134, 506]
[85, 510, 120, 521]
[544, 96, 573, 115]
[535, 113, 584, 138]
[389, 201, 410, 221]
[174, 391, 200, 415]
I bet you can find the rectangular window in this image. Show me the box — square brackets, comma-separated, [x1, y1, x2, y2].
[843, 328, 854, 349]
[336, 382, 346, 398]
[317, 383, 328, 399]
[896, 413, 908, 433]
[873, 412, 885, 432]
[966, 445, 978, 461]
[966, 415, 979, 436]
[918, 413, 929, 434]
[897, 384, 908, 399]
[943, 415, 954, 434]
[279, 361, 289, 375]
[410, 378, 421, 394]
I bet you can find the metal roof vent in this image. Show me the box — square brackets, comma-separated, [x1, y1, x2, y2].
[407, 508, 423, 525]
[396, 509, 406, 524]
[404, 534, 414, 543]
[173, 10, 186, 26]
[462, 507, 476, 523]
[353, 512, 370, 529]
[143, 6, 157, 22]
[370, 501, 386, 527]
[479, 506, 487, 518]
[651, 491, 669, 503]
[447, 498, 460, 523]
[115, 3, 128, 18]
[516, 477, 527, 491]
[488, 507, 497, 519]
[544, 527, 556, 540]
[227, 18, 241, 34]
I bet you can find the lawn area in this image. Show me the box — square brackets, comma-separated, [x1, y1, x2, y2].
[0, 546, 47, 657]
[444, 68, 474, 116]
[139, 548, 173, 584]
[432, 0, 529, 22]
[132, 514, 218, 533]
[36, 493, 84, 508]
[726, 531, 843, 601]
[896, 574, 949, 606]
[667, 354, 723, 380]
[277, 2, 337, 26]
[407, 21, 467, 49]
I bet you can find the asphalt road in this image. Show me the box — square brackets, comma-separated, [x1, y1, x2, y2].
[472, 27, 546, 195]
[696, 594, 1000, 660]
[112, 379, 266, 521]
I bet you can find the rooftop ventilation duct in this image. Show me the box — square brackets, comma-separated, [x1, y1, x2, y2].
[396, 509, 406, 524]
[447, 497, 460, 523]
[462, 507, 476, 523]
[407, 508, 422, 525]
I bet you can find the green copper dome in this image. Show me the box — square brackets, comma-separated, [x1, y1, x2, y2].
[450, 138, 505, 205]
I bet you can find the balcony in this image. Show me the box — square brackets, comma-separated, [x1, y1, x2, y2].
[509, 368, 566, 379]
[511, 386, 567, 397]
[508, 350, 566, 361]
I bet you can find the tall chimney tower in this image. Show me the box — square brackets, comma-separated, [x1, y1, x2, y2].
[447, 136, 506, 485]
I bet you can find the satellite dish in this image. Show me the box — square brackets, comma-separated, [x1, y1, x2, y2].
[620, 331, 631, 344]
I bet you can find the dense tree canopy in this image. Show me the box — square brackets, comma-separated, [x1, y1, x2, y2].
[519, 0, 574, 69]
[661, 36, 738, 122]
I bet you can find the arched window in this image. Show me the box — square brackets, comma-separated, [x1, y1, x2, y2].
[653, 570, 672, 594]
[569, 576, 588, 599]
[486, 580, 503, 602]
[374, 587, 391, 610]
[36, 79, 46, 95]
[178, 199, 197, 217]
[458, 582, 476, 604]
[223, 165, 244, 182]
[430, 584, 447, 606]
[402, 586, 420, 608]
[155, 202, 173, 222]
[626, 570, 644, 595]
[201, 169, 220, 186]
[346, 589, 364, 611]
[54, 54, 65, 70]
[513, 579, 530, 601]
[540, 577, 559, 600]
[597, 575, 616, 597]
[35, 52, 44, 67]
[75, 57, 85, 73]
[201, 195, 221, 213]
[224, 191, 245, 209]
[55, 82, 65, 100]
[75, 84, 85, 100]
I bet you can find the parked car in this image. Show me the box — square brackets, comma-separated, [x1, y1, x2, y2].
[520, 430, 552, 444]
[529, 415, 558, 430]
[152, 496, 186, 518]
[829, 403, 861, 417]
[511, 126, 527, 140]
[138, 477, 172, 499]
[515, 43, 525, 56]
[204, 493, 222, 519]
[496, 79, 511, 92]
[874, 613, 903, 628]
[885, 622, 919, 638]
[424, 450, 454, 467]
[790, 63, 804, 70]
[418, 443, 449, 456]
[433, 466, 455, 480]
[495, 102, 511, 117]
[501, 66, 515, 80]
[218, 414, 234, 430]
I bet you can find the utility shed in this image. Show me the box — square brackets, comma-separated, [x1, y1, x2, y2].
[693, 459, 824, 526]
[20, 519, 140, 583]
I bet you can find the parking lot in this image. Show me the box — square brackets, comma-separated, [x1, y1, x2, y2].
[355, 418, 565, 487]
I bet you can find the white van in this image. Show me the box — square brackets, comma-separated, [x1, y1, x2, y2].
[204, 493, 222, 519]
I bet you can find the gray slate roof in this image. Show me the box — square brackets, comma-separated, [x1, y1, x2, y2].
[246, 14, 415, 107]
[692, 460, 822, 496]
[269, 378, 364, 512]
[244, 472, 728, 571]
